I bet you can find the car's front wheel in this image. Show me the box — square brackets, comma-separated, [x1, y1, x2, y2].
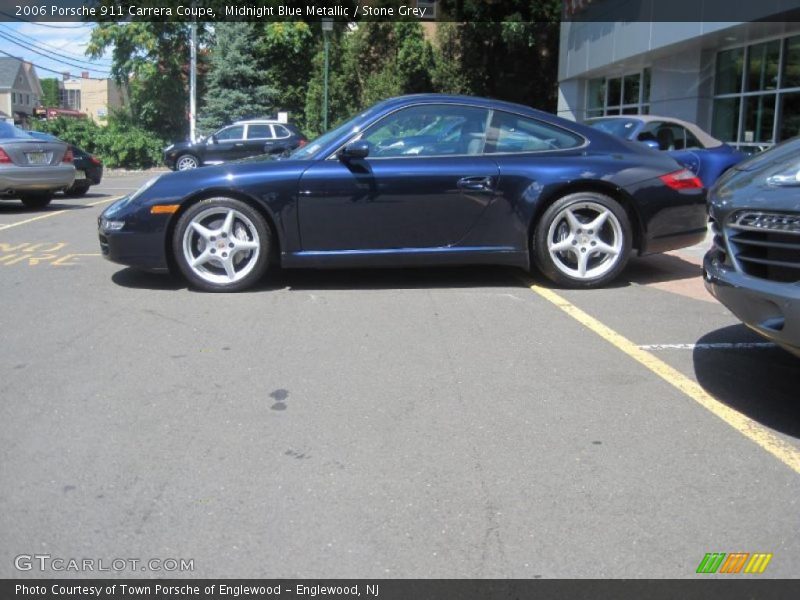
[20, 193, 53, 209]
[533, 192, 632, 288]
[176, 154, 199, 171]
[173, 197, 270, 292]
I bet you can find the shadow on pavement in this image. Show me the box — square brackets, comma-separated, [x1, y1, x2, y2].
[621, 253, 701, 286]
[111, 265, 527, 292]
[0, 201, 91, 215]
[693, 324, 800, 439]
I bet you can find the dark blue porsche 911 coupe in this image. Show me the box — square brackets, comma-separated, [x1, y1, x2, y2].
[99, 94, 707, 292]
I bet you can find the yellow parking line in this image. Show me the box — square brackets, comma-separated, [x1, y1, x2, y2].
[526, 281, 800, 476]
[0, 195, 123, 231]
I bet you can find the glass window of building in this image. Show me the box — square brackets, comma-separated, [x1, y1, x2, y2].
[585, 68, 651, 119]
[714, 34, 800, 149]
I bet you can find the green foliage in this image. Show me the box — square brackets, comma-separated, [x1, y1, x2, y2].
[39, 78, 60, 107]
[199, 22, 278, 133]
[87, 22, 206, 141]
[31, 116, 165, 170]
[257, 23, 316, 130]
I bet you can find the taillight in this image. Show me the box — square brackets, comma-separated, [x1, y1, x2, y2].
[659, 168, 703, 190]
[0, 147, 11, 164]
[297, 139, 308, 148]
[90, 155, 102, 165]
[62, 148, 74, 163]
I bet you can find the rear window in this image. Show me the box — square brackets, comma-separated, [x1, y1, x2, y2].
[486, 112, 584, 153]
[0, 122, 33, 139]
[273, 124, 291, 138]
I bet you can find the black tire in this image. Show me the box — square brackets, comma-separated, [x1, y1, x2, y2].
[172, 197, 270, 292]
[20, 193, 53, 209]
[533, 192, 632, 288]
[64, 182, 91, 198]
[175, 153, 200, 171]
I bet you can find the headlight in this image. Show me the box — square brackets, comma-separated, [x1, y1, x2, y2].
[129, 175, 161, 202]
[100, 218, 125, 231]
[164, 144, 174, 152]
[766, 163, 800, 186]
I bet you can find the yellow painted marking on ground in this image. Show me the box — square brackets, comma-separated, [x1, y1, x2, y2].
[525, 281, 800, 476]
[0, 210, 69, 231]
[0, 195, 124, 231]
[0, 242, 100, 266]
[88, 196, 124, 207]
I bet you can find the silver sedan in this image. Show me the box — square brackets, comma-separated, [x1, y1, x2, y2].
[0, 121, 75, 209]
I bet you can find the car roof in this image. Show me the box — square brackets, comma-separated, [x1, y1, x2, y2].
[233, 119, 284, 125]
[587, 114, 723, 148]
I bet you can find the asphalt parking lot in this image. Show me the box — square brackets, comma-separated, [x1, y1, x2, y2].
[1, 172, 798, 578]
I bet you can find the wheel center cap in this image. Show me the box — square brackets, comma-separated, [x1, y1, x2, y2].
[580, 234, 590, 245]
[217, 240, 226, 250]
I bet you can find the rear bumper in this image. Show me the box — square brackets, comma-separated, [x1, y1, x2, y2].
[0, 165, 75, 193]
[703, 252, 800, 357]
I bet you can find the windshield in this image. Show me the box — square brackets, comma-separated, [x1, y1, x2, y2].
[587, 118, 641, 139]
[0, 122, 34, 140]
[290, 106, 382, 160]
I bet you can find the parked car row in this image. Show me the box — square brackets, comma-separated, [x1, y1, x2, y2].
[0, 121, 103, 208]
[163, 119, 307, 171]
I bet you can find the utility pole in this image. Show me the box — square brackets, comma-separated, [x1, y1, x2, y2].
[322, 19, 333, 132]
[189, 19, 197, 143]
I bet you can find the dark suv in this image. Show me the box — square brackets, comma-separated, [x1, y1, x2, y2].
[163, 120, 307, 170]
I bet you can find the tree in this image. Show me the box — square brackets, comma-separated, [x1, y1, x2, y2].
[199, 23, 278, 132]
[87, 22, 205, 141]
[39, 78, 60, 107]
[256, 23, 316, 129]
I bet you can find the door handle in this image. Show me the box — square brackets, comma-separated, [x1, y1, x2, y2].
[457, 176, 495, 191]
[234, 142, 244, 147]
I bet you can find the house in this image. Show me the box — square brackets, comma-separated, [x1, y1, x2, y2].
[0, 56, 42, 126]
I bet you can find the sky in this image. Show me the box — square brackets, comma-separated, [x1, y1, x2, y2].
[0, 21, 113, 81]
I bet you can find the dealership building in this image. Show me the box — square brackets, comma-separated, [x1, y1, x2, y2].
[557, 1, 800, 151]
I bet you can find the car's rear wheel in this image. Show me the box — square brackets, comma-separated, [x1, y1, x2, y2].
[20, 193, 53, 209]
[64, 182, 91, 197]
[176, 154, 199, 170]
[533, 192, 632, 288]
[173, 197, 270, 292]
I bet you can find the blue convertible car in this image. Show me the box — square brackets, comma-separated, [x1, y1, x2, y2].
[99, 94, 707, 292]
[586, 115, 747, 188]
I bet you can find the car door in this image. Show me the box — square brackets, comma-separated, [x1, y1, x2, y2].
[244, 123, 273, 157]
[297, 104, 499, 251]
[204, 125, 245, 164]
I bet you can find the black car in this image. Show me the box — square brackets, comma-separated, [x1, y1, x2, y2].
[704, 137, 800, 357]
[100, 94, 707, 293]
[163, 120, 307, 171]
[26, 130, 103, 197]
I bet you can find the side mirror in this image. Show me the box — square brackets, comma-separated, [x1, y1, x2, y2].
[207, 135, 217, 145]
[640, 139, 660, 150]
[338, 141, 370, 160]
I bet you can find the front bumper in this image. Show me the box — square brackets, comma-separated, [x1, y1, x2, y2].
[0, 164, 75, 193]
[703, 251, 800, 357]
[98, 198, 170, 272]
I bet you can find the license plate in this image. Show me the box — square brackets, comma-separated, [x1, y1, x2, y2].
[74, 169, 86, 180]
[26, 152, 50, 165]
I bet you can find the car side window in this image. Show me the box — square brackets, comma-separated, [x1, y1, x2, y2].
[272, 124, 291, 139]
[646, 122, 688, 151]
[215, 125, 244, 142]
[685, 129, 703, 149]
[484, 111, 584, 153]
[360, 104, 491, 157]
[246, 124, 272, 140]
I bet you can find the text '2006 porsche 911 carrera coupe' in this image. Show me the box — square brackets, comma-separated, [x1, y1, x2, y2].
[99, 94, 708, 292]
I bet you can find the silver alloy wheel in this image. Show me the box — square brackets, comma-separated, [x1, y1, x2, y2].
[177, 155, 198, 170]
[546, 201, 624, 280]
[181, 206, 261, 285]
